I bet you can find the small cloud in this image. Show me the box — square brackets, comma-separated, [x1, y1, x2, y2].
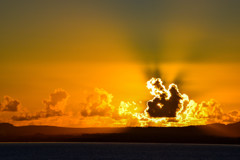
[80, 88, 114, 117]
[12, 89, 69, 121]
[43, 89, 69, 111]
[0, 96, 20, 112]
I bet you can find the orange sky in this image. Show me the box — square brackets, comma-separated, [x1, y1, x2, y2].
[0, 1, 240, 127]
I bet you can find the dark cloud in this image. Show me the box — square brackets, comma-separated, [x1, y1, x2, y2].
[145, 78, 240, 125]
[147, 85, 182, 117]
[0, 96, 20, 112]
[12, 89, 69, 121]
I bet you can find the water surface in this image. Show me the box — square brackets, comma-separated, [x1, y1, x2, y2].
[0, 142, 239, 160]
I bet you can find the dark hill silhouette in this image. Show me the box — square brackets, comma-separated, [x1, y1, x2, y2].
[0, 122, 240, 144]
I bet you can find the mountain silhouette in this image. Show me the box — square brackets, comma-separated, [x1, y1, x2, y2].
[0, 122, 240, 144]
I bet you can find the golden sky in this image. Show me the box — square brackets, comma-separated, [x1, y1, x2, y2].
[0, 0, 240, 127]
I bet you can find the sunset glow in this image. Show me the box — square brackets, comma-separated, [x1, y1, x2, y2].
[0, 1, 240, 129]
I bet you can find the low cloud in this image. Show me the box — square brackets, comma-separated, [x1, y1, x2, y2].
[147, 85, 182, 117]
[4, 83, 240, 128]
[12, 89, 69, 121]
[80, 88, 114, 117]
[146, 78, 184, 118]
[144, 78, 240, 126]
[0, 96, 20, 112]
[80, 88, 122, 119]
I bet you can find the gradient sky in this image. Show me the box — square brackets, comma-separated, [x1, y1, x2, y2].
[0, 0, 240, 120]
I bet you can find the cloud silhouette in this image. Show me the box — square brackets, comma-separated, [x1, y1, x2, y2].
[146, 78, 184, 118]
[145, 78, 240, 126]
[147, 85, 182, 117]
[5, 83, 240, 127]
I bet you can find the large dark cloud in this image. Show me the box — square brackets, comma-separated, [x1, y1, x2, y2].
[147, 85, 182, 117]
[145, 78, 240, 125]
[146, 78, 184, 118]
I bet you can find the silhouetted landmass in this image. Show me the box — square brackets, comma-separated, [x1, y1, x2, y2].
[0, 122, 240, 144]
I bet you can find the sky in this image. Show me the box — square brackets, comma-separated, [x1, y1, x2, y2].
[0, 0, 240, 127]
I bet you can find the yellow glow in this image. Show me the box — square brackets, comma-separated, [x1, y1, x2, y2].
[2, 63, 240, 128]
[116, 78, 240, 127]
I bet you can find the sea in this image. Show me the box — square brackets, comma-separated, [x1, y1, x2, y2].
[0, 142, 239, 160]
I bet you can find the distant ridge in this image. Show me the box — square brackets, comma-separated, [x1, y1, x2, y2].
[0, 123, 14, 128]
[0, 122, 240, 144]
